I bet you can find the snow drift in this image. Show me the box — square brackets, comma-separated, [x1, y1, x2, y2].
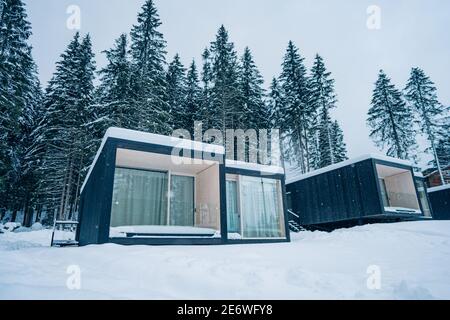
[0, 221, 449, 299]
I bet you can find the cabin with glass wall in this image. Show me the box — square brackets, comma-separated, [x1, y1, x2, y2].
[76, 127, 289, 245]
[286, 155, 431, 228]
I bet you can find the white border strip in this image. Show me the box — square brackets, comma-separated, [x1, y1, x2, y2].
[427, 184, 450, 193]
[225, 160, 285, 175]
[286, 154, 412, 184]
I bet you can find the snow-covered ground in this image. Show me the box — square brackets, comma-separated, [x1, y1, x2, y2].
[1, 221, 449, 299]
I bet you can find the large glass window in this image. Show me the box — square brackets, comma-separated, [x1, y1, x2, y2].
[226, 180, 240, 233]
[375, 164, 420, 212]
[170, 175, 195, 226]
[226, 176, 285, 239]
[378, 178, 390, 207]
[415, 179, 432, 217]
[110, 168, 168, 227]
[111, 149, 221, 238]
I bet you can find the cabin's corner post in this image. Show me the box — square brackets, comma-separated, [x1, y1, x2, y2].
[281, 177, 291, 242]
[219, 155, 228, 244]
[75, 195, 84, 242]
[412, 170, 426, 217]
[97, 141, 118, 244]
[371, 159, 385, 215]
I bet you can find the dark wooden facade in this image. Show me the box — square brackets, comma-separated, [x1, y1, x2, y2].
[428, 185, 450, 220]
[286, 157, 430, 228]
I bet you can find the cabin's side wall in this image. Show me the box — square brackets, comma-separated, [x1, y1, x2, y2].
[77, 140, 117, 245]
[428, 188, 450, 220]
[287, 159, 382, 226]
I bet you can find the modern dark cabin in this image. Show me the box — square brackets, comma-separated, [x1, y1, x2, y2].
[427, 184, 450, 220]
[76, 127, 290, 245]
[286, 155, 432, 229]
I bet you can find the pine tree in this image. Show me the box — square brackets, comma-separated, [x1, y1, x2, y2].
[330, 120, 348, 163]
[278, 41, 311, 172]
[435, 137, 450, 169]
[184, 60, 202, 135]
[209, 25, 243, 134]
[129, 0, 170, 134]
[97, 34, 135, 129]
[367, 70, 416, 159]
[166, 54, 187, 130]
[0, 0, 43, 223]
[39, 33, 97, 221]
[268, 78, 284, 128]
[309, 54, 337, 168]
[199, 48, 213, 129]
[14, 76, 45, 226]
[239, 47, 266, 129]
[405, 67, 446, 184]
[318, 110, 334, 168]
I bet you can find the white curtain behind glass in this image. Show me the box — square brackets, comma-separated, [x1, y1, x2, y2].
[240, 176, 283, 238]
[170, 175, 194, 226]
[110, 168, 168, 227]
[226, 180, 240, 233]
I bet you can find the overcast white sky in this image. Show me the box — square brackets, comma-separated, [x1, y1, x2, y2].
[24, 0, 450, 166]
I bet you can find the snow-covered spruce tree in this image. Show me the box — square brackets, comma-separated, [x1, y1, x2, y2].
[268, 78, 285, 129]
[309, 54, 337, 168]
[208, 25, 243, 135]
[96, 34, 135, 130]
[129, 0, 170, 134]
[435, 137, 450, 169]
[13, 76, 46, 226]
[166, 54, 187, 130]
[184, 60, 202, 135]
[267, 77, 289, 165]
[367, 70, 416, 160]
[0, 0, 44, 223]
[39, 33, 97, 221]
[278, 41, 311, 172]
[330, 120, 348, 163]
[318, 109, 334, 168]
[239, 47, 267, 129]
[306, 114, 321, 170]
[199, 48, 213, 129]
[404, 67, 446, 184]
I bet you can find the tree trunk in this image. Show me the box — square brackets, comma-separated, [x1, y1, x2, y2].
[22, 195, 33, 227]
[35, 204, 42, 223]
[63, 156, 75, 221]
[72, 154, 84, 220]
[11, 207, 18, 222]
[58, 164, 69, 221]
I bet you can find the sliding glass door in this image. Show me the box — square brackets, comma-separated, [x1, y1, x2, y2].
[170, 175, 195, 226]
[226, 180, 240, 233]
[110, 168, 168, 227]
[226, 176, 285, 239]
[111, 169, 196, 231]
[378, 178, 390, 207]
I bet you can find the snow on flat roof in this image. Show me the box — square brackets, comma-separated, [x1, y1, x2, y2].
[106, 127, 225, 154]
[414, 172, 424, 178]
[286, 154, 412, 185]
[427, 184, 450, 193]
[225, 160, 285, 175]
[81, 127, 225, 193]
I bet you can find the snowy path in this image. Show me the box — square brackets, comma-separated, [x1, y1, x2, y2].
[1, 221, 449, 299]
